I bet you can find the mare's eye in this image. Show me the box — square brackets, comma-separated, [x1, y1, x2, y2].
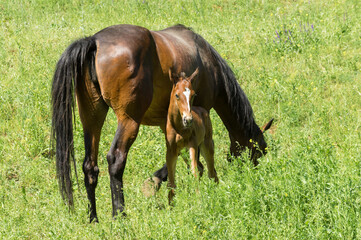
[175, 94, 180, 100]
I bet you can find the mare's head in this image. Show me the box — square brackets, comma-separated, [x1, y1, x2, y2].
[168, 68, 199, 128]
[229, 118, 273, 165]
[248, 119, 273, 165]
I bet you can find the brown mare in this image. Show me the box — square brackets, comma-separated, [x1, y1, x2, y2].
[165, 68, 218, 203]
[51, 24, 273, 222]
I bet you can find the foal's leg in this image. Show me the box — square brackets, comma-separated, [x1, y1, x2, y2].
[182, 149, 204, 177]
[76, 76, 109, 223]
[166, 145, 178, 204]
[107, 117, 140, 218]
[144, 139, 203, 197]
[189, 146, 200, 178]
[200, 138, 218, 183]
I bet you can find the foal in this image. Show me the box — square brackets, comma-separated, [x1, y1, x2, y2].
[166, 68, 218, 203]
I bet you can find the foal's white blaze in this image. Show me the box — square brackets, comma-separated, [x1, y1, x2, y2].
[183, 88, 191, 112]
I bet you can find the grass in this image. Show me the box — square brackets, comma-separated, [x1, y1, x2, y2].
[1, 0, 361, 238]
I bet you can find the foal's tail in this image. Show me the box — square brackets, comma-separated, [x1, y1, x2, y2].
[51, 36, 97, 207]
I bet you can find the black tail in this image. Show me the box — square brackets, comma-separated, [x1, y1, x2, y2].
[51, 36, 97, 207]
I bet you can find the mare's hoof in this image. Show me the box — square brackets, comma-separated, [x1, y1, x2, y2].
[112, 211, 127, 221]
[141, 177, 162, 197]
[90, 217, 99, 224]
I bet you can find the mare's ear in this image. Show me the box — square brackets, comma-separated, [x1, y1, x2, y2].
[262, 118, 274, 133]
[188, 68, 199, 83]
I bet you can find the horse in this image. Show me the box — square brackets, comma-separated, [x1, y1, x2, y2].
[165, 68, 218, 203]
[51, 24, 273, 223]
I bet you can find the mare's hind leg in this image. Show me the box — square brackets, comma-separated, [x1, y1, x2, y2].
[76, 78, 109, 223]
[107, 117, 140, 217]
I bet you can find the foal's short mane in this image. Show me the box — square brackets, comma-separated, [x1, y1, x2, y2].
[169, 24, 257, 138]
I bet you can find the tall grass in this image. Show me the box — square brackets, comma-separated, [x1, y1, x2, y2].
[1, 0, 361, 238]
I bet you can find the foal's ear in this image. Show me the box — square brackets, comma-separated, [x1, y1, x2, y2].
[168, 69, 178, 84]
[168, 69, 174, 82]
[261, 118, 274, 133]
[188, 68, 199, 83]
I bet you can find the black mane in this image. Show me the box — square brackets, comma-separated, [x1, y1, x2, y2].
[162, 24, 259, 138]
[192, 30, 257, 138]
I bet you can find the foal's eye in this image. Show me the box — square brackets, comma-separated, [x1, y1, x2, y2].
[175, 94, 180, 100]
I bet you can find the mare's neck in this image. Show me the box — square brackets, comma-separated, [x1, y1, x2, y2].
[213, 95, 258, 144]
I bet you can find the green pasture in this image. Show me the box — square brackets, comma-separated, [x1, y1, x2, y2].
[1, 0, 361, 238]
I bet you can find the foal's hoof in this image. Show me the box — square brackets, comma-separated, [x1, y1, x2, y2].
[141, 177, 162, 197]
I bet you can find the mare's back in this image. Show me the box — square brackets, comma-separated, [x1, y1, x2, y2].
[152, 25, 218, 111]
[151, 25, 199, 70]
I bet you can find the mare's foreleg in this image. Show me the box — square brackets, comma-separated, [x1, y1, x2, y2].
[143, 151, 204, 197]
[227, 133, 246, 162]
[141, 125, 169, 197]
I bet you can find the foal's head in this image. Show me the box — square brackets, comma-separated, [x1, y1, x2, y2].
[169, 68, 199, 128]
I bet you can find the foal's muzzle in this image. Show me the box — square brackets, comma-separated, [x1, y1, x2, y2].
[182, 115, 193, 128]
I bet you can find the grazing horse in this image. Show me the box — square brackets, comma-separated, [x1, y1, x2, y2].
[165, 68, 218, 203]
[51, 24, 273, 222]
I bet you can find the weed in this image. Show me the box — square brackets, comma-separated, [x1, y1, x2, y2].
[1, 0, 361, 239]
